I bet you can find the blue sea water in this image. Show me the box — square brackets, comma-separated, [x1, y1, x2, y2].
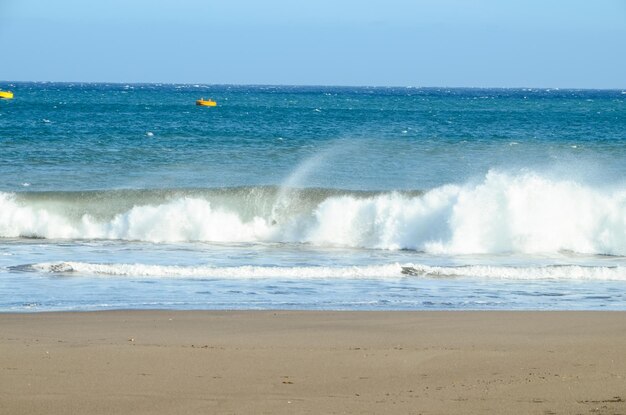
[1, 82, 625, 311]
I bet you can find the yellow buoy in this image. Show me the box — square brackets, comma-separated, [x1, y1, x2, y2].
[196, 98, 217, 107]
[0, 91, 14, 100]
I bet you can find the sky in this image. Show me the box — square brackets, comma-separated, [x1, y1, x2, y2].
[0, 0, 624, 88]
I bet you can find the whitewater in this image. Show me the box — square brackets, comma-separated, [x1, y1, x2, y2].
[1, 83, 625, 311]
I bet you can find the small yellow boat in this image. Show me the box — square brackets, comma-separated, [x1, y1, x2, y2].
[0, 90, 14, 100]
[196, 98, 217, 107]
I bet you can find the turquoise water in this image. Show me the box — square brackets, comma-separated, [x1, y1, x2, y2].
[1, 82, 625, 311]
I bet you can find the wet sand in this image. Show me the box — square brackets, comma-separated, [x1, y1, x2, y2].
[1, 311, 626, 414]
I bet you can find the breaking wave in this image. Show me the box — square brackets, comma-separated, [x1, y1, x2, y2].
[1, 171, 626, 255]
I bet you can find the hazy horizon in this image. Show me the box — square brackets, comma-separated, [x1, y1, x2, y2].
[2, 80, 625, 91]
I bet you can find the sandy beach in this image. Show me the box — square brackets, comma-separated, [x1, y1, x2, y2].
[1, 311, 625, 414]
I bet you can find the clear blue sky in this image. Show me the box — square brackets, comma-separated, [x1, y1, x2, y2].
[1, 0, 624, 88]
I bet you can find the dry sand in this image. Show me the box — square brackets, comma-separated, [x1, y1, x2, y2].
[1, 311, 626, 414]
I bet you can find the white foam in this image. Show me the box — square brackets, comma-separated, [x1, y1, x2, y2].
[26, 262, 626, 281]
[0, 194, 273, 242]
[30, 262, 405, 279]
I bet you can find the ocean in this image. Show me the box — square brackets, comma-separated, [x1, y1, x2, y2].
[1, 82, 625, 311]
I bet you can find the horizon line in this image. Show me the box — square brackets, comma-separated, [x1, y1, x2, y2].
[2, 80, 625, 92]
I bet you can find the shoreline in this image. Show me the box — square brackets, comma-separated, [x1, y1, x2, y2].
[2, 310, 626, 414]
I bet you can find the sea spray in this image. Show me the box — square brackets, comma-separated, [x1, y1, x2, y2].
[271, 139, 358, 224]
